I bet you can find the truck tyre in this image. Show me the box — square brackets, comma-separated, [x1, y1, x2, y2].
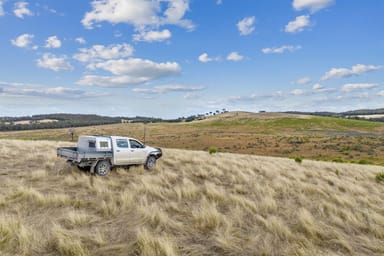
[144, 156, 156, 170]
[95, 160, 111, 176]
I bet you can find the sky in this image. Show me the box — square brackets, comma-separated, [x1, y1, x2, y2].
[0, 0, 383, 118]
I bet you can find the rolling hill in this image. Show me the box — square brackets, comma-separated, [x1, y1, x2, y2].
[0, 139, 383, 255]
[1, 111, 384, 165]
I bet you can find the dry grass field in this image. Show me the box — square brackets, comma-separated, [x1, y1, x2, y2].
[1, 139, 384, 255]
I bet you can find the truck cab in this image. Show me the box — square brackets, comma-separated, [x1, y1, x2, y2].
[111, 136, 155, 165]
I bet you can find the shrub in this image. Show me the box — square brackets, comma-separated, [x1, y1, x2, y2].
[332, 158, 344, 163]
[209, 147, 217, 154]
[358, 159, 370, 165]
[375, 172, 384, 183]
[294, 156, 302, 163]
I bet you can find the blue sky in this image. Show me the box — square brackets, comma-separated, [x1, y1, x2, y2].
[0, 0, 383, 118]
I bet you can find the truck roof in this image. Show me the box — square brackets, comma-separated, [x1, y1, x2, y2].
[78, 135, 141, 141]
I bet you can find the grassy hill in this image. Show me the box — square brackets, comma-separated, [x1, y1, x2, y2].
[1, 111, 384, 165]
[0, 139, 384, 255]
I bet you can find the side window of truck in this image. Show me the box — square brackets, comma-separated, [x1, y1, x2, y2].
[89, 141, 96, 148]
[116, 139, 129, 148]
[129, 139, 144, 149]
[99, 141, 109, 148]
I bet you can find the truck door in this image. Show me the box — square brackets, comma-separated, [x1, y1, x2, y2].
[113, 138, 131, 165]
[128, 139, 147, 164]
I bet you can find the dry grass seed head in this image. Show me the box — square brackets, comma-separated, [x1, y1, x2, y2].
[265, 215, 293, 241]
[174, 178, 200, 201]
[133, 228, 178, 256]
[52, 223, 90, 256]
[11, 186, 71, 207]
[0, 215, 33, 254]
[192, 197, 226, 232]
[137, 200, 178, 231]
[64, 210, 94, 227]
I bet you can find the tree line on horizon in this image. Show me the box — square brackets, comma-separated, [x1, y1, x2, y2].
[0, 110, 227, 131]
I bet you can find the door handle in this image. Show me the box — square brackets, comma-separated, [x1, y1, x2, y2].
[116, 150, 120, 152]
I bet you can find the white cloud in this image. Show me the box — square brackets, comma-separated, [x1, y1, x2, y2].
[237, 16, 255, 36]
[198, 53, 212, 63]
[73, 43, 134, 63]
[0, 0, 4, 16]
[311, 83, 335, 93]
[290, 89, 306, 95]
[227, 52, 244, 62]
[14, 1, 33, 18]
[229, 91, 284, 102]
[285, 15, 311, 33]
[341, 83, 378, 92]
[293, 0, 334, 13]
[184, 92, 202, 99]
[216, 0, 222, 5]
[88, 58, 181, 76]
[292, 77, 312, 85]
[262, 45, 302, 54]
[312, 83, 323, 90]
[78, 58, 181, 87]
[82, 0, 194, 31]
[133, 29, 172, 42]
[0, 81, 108, 99]
[321, 64, 383, 81]
[11, 34, 34, 48]
[76, 37, 86, 44]
[198, 53, 220, 63]
[2, 85, 107, 99]
[36, 53, 73, 71]
[133, 84, 205, 94]
[378, 91, 384, 96]
[77, 75, 150, 87]
[45, 36, 62, 48]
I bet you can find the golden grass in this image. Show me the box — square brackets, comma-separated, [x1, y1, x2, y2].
[0, 139, 384, 255]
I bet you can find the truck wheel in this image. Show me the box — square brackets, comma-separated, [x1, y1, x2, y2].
[95, 160, 111, 176]
[144, 156, 156, 170]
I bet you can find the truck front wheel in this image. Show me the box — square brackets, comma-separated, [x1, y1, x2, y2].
[95, 160, 111, 176]
[144, 156, 156, 170]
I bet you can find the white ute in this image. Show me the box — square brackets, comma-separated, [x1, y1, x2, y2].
[57, 135, 162, 176]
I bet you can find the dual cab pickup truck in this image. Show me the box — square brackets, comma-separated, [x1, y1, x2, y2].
[57, 135, 162, 176]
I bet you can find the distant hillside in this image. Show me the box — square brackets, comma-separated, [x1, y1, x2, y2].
[286, 108, 384, 121]
[1, 108, 384, 132]
[0, 114, 163, 131]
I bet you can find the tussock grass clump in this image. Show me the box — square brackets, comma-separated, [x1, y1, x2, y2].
[30, 169, 48, 180]
[64, 210, 94, 227]
[0, 215, 32, 254]
[376, 172, 384, 183]
[133, 228, 178, 256]
[52, 224, 89, 256]
[12, 186, 71, 207]
[193, 198, 225, 232]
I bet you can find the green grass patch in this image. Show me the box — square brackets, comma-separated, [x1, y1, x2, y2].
[209, 147, 217, 154]
[375, 172, 384, 183]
